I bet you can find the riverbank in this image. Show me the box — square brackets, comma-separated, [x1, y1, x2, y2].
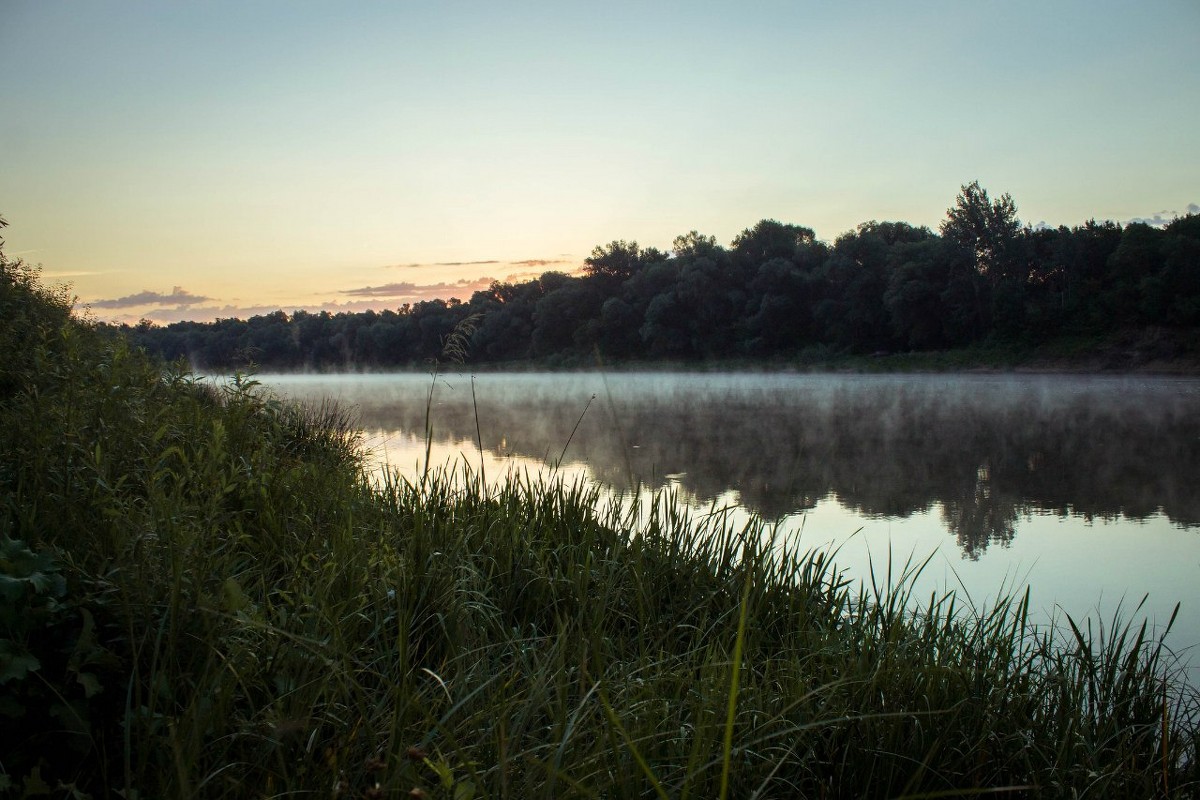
[601, 327, 1200, 375]
[825, 328, 1200, 375]
[4, 259, 1200, 796]
[187, 326, 1200, 377]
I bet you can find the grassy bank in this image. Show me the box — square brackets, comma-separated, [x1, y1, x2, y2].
[3, 254, 1200, 797]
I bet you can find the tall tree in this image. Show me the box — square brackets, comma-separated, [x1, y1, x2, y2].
[938, 181, 1028, 338]
[941, 181, 1022, 283]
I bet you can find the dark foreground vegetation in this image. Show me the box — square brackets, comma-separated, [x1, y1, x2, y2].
[4, 218, 1200, 798]
[118, 183, 1200, 372]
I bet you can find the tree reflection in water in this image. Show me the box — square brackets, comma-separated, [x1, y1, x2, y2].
[267, 372, 1200, 559]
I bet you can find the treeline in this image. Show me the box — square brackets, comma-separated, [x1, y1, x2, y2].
[121, 183, 1200, 369]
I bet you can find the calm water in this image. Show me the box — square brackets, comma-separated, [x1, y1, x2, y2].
[260, 371, 1200, 678]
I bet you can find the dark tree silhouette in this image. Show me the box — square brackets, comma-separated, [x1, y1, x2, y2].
[108, 186, 1200, 370]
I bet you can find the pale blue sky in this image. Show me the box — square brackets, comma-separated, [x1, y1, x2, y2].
[2, 1, 1197, 322]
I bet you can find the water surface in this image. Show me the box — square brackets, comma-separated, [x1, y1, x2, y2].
[262, 371, 1200, 677]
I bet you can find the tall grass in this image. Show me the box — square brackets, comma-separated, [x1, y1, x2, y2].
[2, 248, 1199, 797]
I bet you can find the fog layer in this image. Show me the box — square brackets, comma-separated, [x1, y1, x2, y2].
[265, 372, 1200, 559]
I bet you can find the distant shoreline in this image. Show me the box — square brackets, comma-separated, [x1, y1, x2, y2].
[221, 329, 1200, 377]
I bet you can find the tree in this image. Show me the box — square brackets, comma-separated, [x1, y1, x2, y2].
[671, 230, 721, 259]
[1044, 219, 1123, 332]
[0, 215, 76, 398]
[583, 241, 644, 282]
[940, 181, 1022, 283]
[937, 182, 1028, 339]
[884, 238, 959, 349]
[531, 278, 603, 357]
[639, 291, 691, 358]
[815, 222, 932, 351]
[745, 257, 819, 353]
[732, 219, 816, 265]
[1106, 223, 1165, 326]
[1160, 214, 1200, 325]
[596, 297, 641, 358]
[674, 253, 745, 356]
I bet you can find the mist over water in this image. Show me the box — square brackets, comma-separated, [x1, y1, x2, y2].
[261, 371, 1200, 676]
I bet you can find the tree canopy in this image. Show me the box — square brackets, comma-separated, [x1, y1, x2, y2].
[112, 183, 1200, 370]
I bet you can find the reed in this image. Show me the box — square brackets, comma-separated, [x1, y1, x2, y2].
[2, 253, 1198, 797]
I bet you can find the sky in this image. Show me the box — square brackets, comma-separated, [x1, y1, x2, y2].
[2, 0, 1198, 324]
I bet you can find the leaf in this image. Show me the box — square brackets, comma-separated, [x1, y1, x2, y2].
[426, 758, 454, 790]
[0, 536, 44, 575]
[221, 577, 249, 613]
[0, 536, 65, 600]
[0, 574, 27, 602]
[0, 639, 40, 684]
[22, 765, 52, 796]
[25, 568, 66, 598]
[77, 671, 103, 698]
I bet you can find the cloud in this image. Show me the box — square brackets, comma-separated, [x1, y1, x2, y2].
[340, 276, 494, 300]
[99, 282, 497, 326]
[502, 270, 548, 284]
[385, 257, 576, 270]
[87, 259, 585, 325]
[1128, 212, 1174, 228]
[339, 282, 423, 298]
[43, 270, 106, 278]
[89, 286, 211, 309]
[88, 276, 506, 325]
[509, 258, 571, 267]
[1126, 204, 1198, 228]
[385, 259, 500, 269]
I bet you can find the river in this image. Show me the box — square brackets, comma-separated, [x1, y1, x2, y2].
[259, 370, 1200, 680]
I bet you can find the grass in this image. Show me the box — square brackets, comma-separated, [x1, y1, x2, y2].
[2, 246, 1199, 797]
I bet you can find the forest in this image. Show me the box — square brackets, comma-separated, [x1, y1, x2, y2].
[117, 183, 1200, 370]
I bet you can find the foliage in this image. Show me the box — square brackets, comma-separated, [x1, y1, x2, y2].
[0, 216, 75, 400]
[940, 179, 1023, 283]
